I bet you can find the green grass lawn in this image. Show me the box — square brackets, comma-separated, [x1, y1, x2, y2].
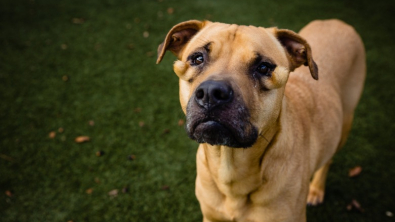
[1, 0, 394, 221]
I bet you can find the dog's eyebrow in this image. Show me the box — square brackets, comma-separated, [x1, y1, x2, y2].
[203, 42, 212, 52]
[251, 52, 275, 66]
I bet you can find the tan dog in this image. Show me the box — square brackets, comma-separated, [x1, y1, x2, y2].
[157, 19, 365, 222]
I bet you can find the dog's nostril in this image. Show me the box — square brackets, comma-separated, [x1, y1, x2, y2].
[196, 89, 205, 100]
[213, 89, 229, 101]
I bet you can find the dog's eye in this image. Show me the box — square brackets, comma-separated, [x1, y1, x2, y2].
[190, 53, 204, 66]
[256, 63, 272, 76]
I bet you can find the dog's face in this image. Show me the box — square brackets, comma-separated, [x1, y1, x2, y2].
[157, 20, 318, 148]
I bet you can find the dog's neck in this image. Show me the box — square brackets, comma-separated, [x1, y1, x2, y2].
[201, 110, 282, 197]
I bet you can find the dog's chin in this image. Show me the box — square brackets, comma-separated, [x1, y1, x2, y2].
[189, 120, 258, 148]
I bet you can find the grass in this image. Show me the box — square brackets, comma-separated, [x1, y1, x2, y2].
[1, 0, 394, 221]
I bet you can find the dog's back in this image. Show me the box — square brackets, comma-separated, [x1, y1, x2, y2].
[300, 19, 366, 115]
[286, 19, 366, 186]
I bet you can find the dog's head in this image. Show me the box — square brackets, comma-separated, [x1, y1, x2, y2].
[157, 20, 318, 148]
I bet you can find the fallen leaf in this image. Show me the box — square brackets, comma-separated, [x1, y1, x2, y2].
[178, 119, 185, 126]
[346, 199, 364, 213]
[86, 188, 93, 194]
[49, 131, 56, 139]
[143, 31, 149, 38]
[127, 44, 134, 50]
[96, 151, 104, 157]
[122, 187, 129, 193]
[72, 18, 85, 24]
[75, 136, 90, 143]
[348, 166, 362, 177]
[163, 129, 170, 134]
[146, 51, 154, 57]
[5, 190, 13, 197]
[108, 189, 119, 197]
[0, 154, 15, 162]
[58, 127, 64, 133]
[88, 120, 95, 126]
[138, 121, 145, 127]
[161, 185, 170, 190]
[167, 7, 174, 14]
[62, 75, 69, 82]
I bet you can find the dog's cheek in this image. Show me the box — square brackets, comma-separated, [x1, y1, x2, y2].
[253, 89, 283, 133]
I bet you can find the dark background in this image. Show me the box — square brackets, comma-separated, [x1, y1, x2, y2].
[1, 0, 394, 221]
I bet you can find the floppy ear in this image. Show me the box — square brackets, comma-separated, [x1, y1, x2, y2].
[275, 29, 319, 80]
[156, 20, 206, 64]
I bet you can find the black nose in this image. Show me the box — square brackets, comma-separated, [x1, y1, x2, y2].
[195, 80, 233, 110]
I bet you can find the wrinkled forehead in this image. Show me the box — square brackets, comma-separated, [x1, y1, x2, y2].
[183, 22, 288, 66]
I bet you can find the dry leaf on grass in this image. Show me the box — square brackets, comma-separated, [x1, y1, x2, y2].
[86, 188, 93, 194]
[75, 136, 90, 143]
[48, 131, 56, 139]
[127, 44, 134, 50]
[122, 187, 129, 193]
[108, 189, 119, 197]
[146, 51, 154, 57]
[138, 121, 145, 127]
[72, 18, 85, 24]
[167, 7, 174, 14]
[348, 166, 362, 177]
[163, 129, 170, 134]
[178, 119, 185, 126]
[5, 190, 13, 197]
[95, 151, 104, 157]
[0, 154, 15, 162]
[88, 120, 95, 126]
[346, 199, 364, 213]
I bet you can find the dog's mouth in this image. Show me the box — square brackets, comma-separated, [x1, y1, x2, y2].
[186, 104, 258, 148]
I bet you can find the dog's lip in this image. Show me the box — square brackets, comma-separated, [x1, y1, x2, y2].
[191, 118, 236, 137]
[191, 118, 220, 131]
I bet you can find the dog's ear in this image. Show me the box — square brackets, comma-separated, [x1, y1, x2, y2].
[156, 20, 206, 64]
[274, 29, 318, 80]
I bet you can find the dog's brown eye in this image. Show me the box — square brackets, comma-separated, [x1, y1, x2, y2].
[256, 63, 270, 76]
[191, 53, 204, 65]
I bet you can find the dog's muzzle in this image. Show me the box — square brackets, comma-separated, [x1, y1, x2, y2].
[186, 80, 258, 148]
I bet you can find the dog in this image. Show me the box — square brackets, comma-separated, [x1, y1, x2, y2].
[156, 19, 365, 222]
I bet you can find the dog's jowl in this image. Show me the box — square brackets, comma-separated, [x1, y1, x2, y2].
[157, 19, 365, 222]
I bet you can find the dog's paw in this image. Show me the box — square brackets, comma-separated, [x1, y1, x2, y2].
[307, 185, 325, 206]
